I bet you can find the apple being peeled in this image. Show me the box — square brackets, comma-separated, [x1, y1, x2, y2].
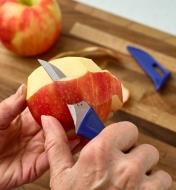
[0, 0, 61, 56]
[27, 57, 123, 140]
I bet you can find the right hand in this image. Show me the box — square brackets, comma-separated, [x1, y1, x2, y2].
[41, 116, 172, 190]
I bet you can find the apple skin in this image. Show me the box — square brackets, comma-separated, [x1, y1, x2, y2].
[27, 71, 122, 140]
[0, 0, 61, 56]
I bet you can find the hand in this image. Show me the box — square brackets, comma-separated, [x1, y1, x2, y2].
[0, 85, 79, 190]
[41, 116, 172, 190]
[0, 85, 47, 190]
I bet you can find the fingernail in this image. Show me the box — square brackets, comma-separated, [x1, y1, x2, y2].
[16, 84, 26, 97]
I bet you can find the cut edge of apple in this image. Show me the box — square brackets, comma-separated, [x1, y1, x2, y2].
[121, 84, 130, 103]
[28, 57, 106, 99]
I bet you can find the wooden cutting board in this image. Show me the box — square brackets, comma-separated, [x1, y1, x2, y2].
[61, 2, 176, 144]
[0, 0, 175, 143]
[59, 1, 176, 146]
[0, 0, 176, 189]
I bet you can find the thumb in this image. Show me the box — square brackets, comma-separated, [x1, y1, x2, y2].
[0, 84, 26, 130]
[41, 115, 74, 177]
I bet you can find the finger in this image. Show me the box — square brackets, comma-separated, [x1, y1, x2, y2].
[140, 170, 172, 190]
[41, 115, 75, 176]
[0, 84, 26, 130]
[128, 144, 159, 173]
[20, 108, 41, 133]
[97, 121, 138, 152]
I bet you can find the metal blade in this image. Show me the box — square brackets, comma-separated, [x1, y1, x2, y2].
[38, 59, 66, 81]
[67, 104, 77, 128]
[67, 101, 90, 132]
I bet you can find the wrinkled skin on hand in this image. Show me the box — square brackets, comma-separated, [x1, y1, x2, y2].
[41, 116, 172, 190]
[0, 85, 47, 189]
[0, 84, 172, 190]
[0, 85, 78, 190]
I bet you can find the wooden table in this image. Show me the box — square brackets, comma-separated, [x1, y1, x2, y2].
[0, 0, 175, 189]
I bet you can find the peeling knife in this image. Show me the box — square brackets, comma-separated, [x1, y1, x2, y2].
[38, 59, 105, 139]
[127, 46, 171, 91]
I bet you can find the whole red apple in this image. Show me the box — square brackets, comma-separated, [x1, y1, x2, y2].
[0, 0, 61, 56]
[27, 57, 123, 141]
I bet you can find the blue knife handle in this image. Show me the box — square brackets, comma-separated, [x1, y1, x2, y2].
[77, 107, 105, 139]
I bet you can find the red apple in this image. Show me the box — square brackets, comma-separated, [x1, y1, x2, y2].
[27, 57, 123, 140]
[0, 0, 61, 56]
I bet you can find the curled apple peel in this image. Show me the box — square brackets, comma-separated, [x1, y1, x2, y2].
[27, 57, 123, 139]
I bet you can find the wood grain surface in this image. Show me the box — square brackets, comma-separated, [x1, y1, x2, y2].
[0, 0, 175, 189]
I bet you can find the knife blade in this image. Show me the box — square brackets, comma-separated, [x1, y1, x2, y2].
[38, 59, 66, 80]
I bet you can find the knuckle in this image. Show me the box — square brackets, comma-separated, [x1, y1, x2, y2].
[117, 121, 139, 136]
[80, 144, 95, 161]
[122, 160, 141, 178]
[123, 121, 139, 135]
[80, 138, 107, 162]
[0, 101, 12, 128]
[161, 170, 172, 179]
[143, 144, 159, 158]
[0, 101, 10, 115]
[1, 99, 12, 113]
[140, 182, 156, 190]
[115, 161, 141, 189]
[45, 138, 56, 152]
[93, 138, 107, 152]
[126, 161, 141, 177]
[50, 177, 59, 190]
[105, 121, 139, 139]
[156, 170, 172, 186]
[121, 121, 137, 128]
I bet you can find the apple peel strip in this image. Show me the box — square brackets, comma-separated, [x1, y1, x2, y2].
[52, 46, 130, 103]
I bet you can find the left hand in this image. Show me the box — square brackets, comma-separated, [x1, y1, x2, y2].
[0, 85, 79, 190]
[0, 85, 47, 190]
